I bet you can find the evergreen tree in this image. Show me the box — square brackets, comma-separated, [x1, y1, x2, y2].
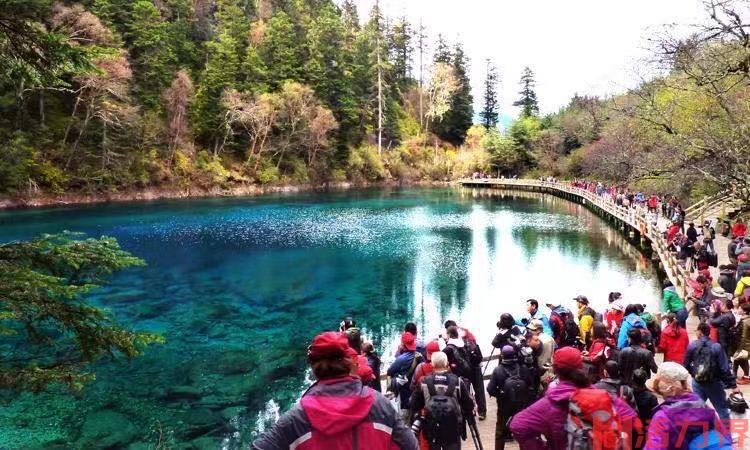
[433, 34, 451, 64]
[260, 11, 303, 89]
[432, 42, 473, 145]
[513, 66, 539, 118]
[389, 17, 413, 89]
[481, 59, 499, 129]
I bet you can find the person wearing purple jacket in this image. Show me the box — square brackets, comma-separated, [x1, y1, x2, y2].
[644, 362, 731, 450]
[509, 347, 640, 450]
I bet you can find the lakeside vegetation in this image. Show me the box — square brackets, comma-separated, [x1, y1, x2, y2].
[0, 0, 748, 207]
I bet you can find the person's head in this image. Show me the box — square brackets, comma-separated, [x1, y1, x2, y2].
[694, 241, 702, 250]
[663, 279, 673, 289]
[400, 331, 417, 352]
[632, 368, 649, 388]
[526, 299, 539, 314]
[592, 321, 607, 340]
[724, 299, 734, 312]
[404, 322, 417, 336]
[696, 275, 708, 285]
[345, 328, 362, 353]
[308, 332, 356, 380]
[527, 319, 544, 335]
[689, 222, 695, 227]
[361, 341, 375, 356]
[552, 347, 589, 388]
[574, 295, 589, 307]
[443, 320, 457, 333]
[744, 268, 750, 278]
[425, 340, 440, 361]
[446, 325, 459, 339]
[624, 304, 640, 316]
[608, 292, 622, 303]
[651, 362, 690, 398]
[340, 317, 356, 332]
[603, 360, 620, 379]
[742, 303, 750, 316]
[627, 328, 642, 345]
[665, 312, 678, 326]
[501, 345, 517, 363]
[431, 352, 449, 373]
[498, 313, 515, 329]
[528, 334, 542, 351]
[697, 322, 711, 339]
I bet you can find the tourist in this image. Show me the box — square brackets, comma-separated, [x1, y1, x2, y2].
[408, 352, 475, 450]
[617, 304, 647, 349]
[619, 328, 658, 385]
[582, 321, 613, 382]
[686, 222, 698, 243]
[547, 303, 580, 348]
[443, 320, 486, 421]
[388, 332, 425, 421]
[526, 319, 553, 374]
[574, 295, 598, 347]
[630, 368, 658, 425]
[729, 236, 742, 265]
[516, 299, 551, 335]
[411, 340, 441, 390]
[694, 241, 712, 272]
[362, 341, 382, 392]
[252, 332, 417, 450]
[738, 254, 750, 281]
[658, 313, 689, 364]
[661, 280, 688, 328]
[734, 303, 750, 385]
[487, 345, 535, 450]
[735, 268, 750, 302]
[397, 322, 427, 360]
[509, 347, 639, 450]
[709, 298, 736, 359]
[643, 362, 731, 450]
[733, 218, 747, 239]
[718, 264, 738, 299]
[441, 326, 474, 381]
[684, 322, 739, 420]
[491, 313, 524, 349]
[594, 360, 636, 413]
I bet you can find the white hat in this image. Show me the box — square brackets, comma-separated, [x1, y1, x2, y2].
[656, 361, 689, 382]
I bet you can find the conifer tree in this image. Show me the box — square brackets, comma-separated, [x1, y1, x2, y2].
[260, 11, 302, 89]
[481, 59, 499, 129]
[432, 42, 473, 145]
[513, 66, 539, 117]
[389, 17, 413, 89]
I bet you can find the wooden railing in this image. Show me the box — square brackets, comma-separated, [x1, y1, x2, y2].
[459, 178, 691, 299]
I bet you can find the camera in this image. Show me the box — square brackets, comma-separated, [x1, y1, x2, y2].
[411, 415, 424, 436]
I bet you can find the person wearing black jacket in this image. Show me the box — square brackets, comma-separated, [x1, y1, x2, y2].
[492, 313, 524, 349]
[686, 222, 698, 243]
[618, 328, 658, 385]
[487, 345, 535, 450]
[710, 298, 736, 359]
[409, 352, 475, 450]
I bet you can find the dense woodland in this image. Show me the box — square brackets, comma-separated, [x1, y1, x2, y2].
[1, 0, 749, 206]
[0, 0, 484, 196]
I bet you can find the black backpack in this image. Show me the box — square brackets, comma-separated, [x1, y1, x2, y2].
[423, 374, 463, 445]
[463, 338, 483, 366]
[500, 365, 531, 415]
[445, 344, 473, 379]
[562, 315, 580, 346]
[691, 340, 717, 384]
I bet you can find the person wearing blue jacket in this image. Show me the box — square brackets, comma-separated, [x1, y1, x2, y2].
[516, 299, 552, 336]
[618, 304, 647, 349]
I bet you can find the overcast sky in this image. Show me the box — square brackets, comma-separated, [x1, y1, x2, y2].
[349, 0, 708, 121]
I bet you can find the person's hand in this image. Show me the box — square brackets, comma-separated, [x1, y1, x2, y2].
[581, 350, 589, 356]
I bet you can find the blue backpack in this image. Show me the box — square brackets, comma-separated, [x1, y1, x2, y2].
[688, 430, 732, 450]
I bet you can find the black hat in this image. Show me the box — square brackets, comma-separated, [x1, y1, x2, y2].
[573, 295, 589, 305]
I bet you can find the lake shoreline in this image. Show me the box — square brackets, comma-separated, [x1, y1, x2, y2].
[0, 180, 455, 210]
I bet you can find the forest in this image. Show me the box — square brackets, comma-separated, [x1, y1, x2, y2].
[1, 0, 748, 205]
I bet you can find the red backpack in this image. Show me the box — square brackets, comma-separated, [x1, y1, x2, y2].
[566, 388, 622, 450]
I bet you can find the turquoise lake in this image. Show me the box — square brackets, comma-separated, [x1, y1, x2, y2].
[0, 187, 662, 449]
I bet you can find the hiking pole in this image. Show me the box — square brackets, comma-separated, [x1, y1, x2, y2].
[469, 421, 484, 450]
[481, 347, 495, 377]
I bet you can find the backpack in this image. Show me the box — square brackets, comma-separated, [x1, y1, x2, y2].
[566, 388, 622, 450]
[687, 430, 733, 450]
[500, 365, 531, 414]
[463, 337, 483, 366]
[563, 315, 581, 347]
[423, 374, 463, 445]
[445, 344, 473, 379]
[691, 340, 717, 384]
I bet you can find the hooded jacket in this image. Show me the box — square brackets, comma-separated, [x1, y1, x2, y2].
[617, 313, 647, 349]
[661, 286, 684, 314]
[643, 393, 731, 450]
[735, 275, 750, 299]
[509, 381, 640, 450]
[252, 376, 418, 450]
[658, 322, 689, 364]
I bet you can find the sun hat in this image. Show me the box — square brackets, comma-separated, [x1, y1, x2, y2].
[552, 347, 583, 370]
[308, 332, 350, 361]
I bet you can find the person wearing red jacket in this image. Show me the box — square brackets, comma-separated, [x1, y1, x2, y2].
[252, 332, 417, 450]
[734, 218, 747, 239]
[658, 313, 689, 364]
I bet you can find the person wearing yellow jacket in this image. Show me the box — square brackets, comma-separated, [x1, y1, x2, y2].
[575, 295, 597, 348]
[735, 268, 750, 301]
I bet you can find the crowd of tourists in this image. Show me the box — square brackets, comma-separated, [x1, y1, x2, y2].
[252, 285, 750, 450]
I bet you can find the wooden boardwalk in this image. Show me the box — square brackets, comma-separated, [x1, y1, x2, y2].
[457, 179, 746, 449]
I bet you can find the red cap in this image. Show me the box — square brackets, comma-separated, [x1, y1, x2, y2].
[401, 332, 417, 351]
[553, 347, 583, 370]
[425, 340, 440, 359]
[740, 254, 749, 263]
[309, 332, 350, 361]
